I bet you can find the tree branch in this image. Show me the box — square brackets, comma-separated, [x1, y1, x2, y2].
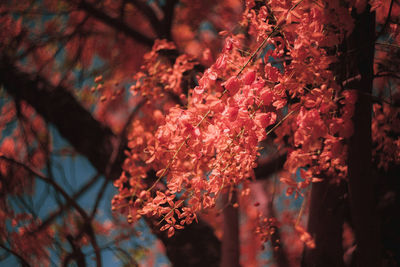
[161, 0, 178, 40]
[254, 152, 287, 180]
[0, 156, 88, 219]
[375, 0, 394, 40]
[127, 0, 163, 37]
[0, 244, 31, 267]
[77, 0, 155, 47]
[0, 156, 102, 267]
[0, 56, 121, 180]
[37, 174, 102, 233]
[374, 72, 400, 80]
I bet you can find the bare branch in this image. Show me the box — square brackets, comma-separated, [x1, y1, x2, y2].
[127, 0, 162, 37]
[0, 156, 102, 267]
[376, 0, 395, 40]
[0, 244, 31, 267]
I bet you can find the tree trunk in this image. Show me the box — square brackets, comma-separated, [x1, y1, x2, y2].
[302, 180, 346, 267]
[303, 6, 379, 267]
[221, 190, 240, 267]
[346, 6, 381, 267]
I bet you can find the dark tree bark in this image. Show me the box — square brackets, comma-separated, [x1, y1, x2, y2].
[0, 56, 119, 179]
[302, 180, 347, 267]
[254, 152, 287, 180]
[146, 216, 221, 267]
[346, 7, 381, 267]
[221, 191, 240, 267]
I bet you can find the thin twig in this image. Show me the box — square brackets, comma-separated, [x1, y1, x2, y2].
[376, 0, 394, 40]
[0, 156, 102, 267]
[0, 244, 31, 267]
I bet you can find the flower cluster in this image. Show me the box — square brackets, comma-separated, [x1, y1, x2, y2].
[115, 0, 365, 246]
